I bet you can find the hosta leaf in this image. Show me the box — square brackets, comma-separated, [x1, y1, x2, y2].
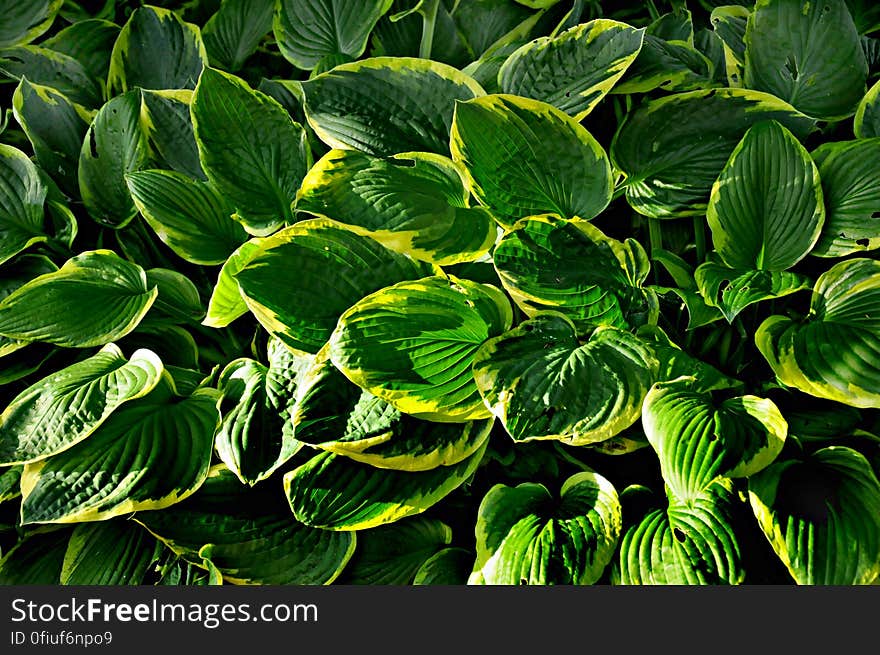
[78, 90, 150, 229]
[127, 169, 247, 266]
[236, 219, 432, 353]
[643, 376, 787, 501]
[12, 78, 90, 198]
[450, 94, 612, 229]
[616, 479, 744, 585]
[453, 0, 533, 59]
[711, 5, 749, 87]
[300, 56, 484, 156]
[295, 149, 495, 265]
[613, 36, 715, 95]
[0, 465, 22, 502]
[0, 344, 163, 465]
[191, 67, 311, 234]
[215, 348, 310, 485]
[471, 471, 621, 585]
[492, 215, 656, 332]
[756, 258, 880, 408]
[284, 439, 488, 530]
[20, 377, 218, 524]
[0, 0, 61, 47]
[61, 521, 159, 585]
[498, 20, 645, 121]
[0, 45, 102, 108]
[854, 79, 880, 138]
[695, 260, 811, 323]
[336, 518, 451, 584]
[0, 530, 68, 584]
[294, 344, 493, 470]
[744, 0, 867, 121]
[707, 120, 824, 271]
[473, 314, 657, 445]
[0, 250, 157, 348]
[108, 5, 207, 94]
[42, 18, 119, 88]
[611, 88, 815, 219]
[203, 239, 261, 328]
[810, 138, 880, 257]
[202, 0, 274, 72]
[0, 143, 48, 266]
[137, 466, 354, 584]
[370, 0, 470, 68]
[636, 325, 737, 392]
[274, 0, 393, 70]
[413, 547, 473, 585]
[749, 446, 880, 585]
[139, 89, 204, 181]
[329, 275, 512, 422]
[118, 324, 198, 370]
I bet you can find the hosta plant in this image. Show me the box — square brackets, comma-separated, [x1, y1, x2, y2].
[0, 0, 879, 587]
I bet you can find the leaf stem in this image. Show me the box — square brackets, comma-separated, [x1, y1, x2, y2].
[419, 0, 440, 60]
[648, 218, 663, 284]
[646, 0, 661, 21]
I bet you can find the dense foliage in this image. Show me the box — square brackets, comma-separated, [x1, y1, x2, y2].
[0, 0, 879, 586]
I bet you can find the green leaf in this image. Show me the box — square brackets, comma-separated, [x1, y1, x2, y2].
[643, 376, 787, 502]
[61, 521, 159, 585]
[108, 5, 207, 94]
[202, 239, 262, 328]
[0, 143, 48, 266]
[42, 18, 120, 89]
[749, 446, 880, 585]
[78, 90, 150, 229]
[0, 530, 68, 584]
[450, 94, 612, 230]
[615, 479, 744, 585]
[854, 79, 880, 138]
[811, 138, 880, 257]
[300, 56, 484, 156]
[611, 88, 816, 218]
[636, 325, 738, 391]
[0, 45, 102, 108]
[498, 20, 645, 121]
[711, 4, 749, 87]
[471, 471, 620, 585]
[0, 344, 163, 465]
[294, 344, 493, 470]
[0, 250, 157, 348]
[139, 89, 205, 181]
[707, 120, 824, 271]
[236, 219, 432, 353]
[137, 466, 355, 584]
[12, 78, 90, 199]
[453, 0, 533, 59]
[756, 258, 880, 408]
[127, 169, 247, 266]
[329, 275, 512, 422]
[144, 268, 204, 323]
[20, 376, 218, 524]
[191, 67, 311, 234]
[274, 0, 393, 70]
[296, 149, 495, 265]
[413, 547, 473, 584]
[695, 259, 811, 323]
[0, 0, 62, 47]
[202, 0, 274, 72]
[744, 0, 867, 120]
[336, 518, 451, 584]
[492, 215, 657, 332]
[612, 36, 715, 95]
[0, 465, 22, 503]
[284, 439, 488, 530]
[648, 7, 694, 43]
[473, 314, 657, 446]
[215, 347, 310, 485]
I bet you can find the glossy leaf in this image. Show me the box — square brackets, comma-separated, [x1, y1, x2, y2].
[61, 521, 159, 585]
[0, 143, 48, 266]
[202, 0, 274, 72]
[0, 0, 62, 47]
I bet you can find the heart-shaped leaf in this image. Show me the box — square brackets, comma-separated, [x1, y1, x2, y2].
[642, 376, 787, 501]
[473, 313, 657, 445]
[756, 258, 880, 408]
[492, 215, 657, 332]
[137, 466, 355, 584]
[0, 344, 163, 465]
[329, 275, 512, 422]
[499, 19, 645, 121]
[450, 94, 612, 229]
[749, 446, 880, 584]
[235, 219, 432, 354]
[0, 250, 157, 348]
